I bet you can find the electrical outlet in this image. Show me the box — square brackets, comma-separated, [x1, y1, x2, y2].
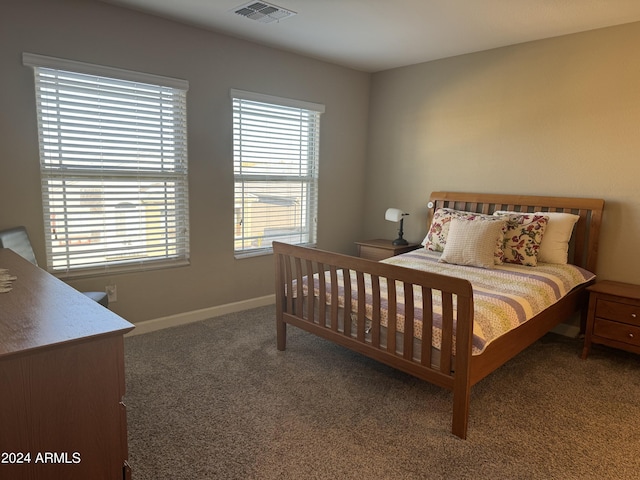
[106, 284, 117, 303]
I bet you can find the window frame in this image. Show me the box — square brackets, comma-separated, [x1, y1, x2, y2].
[231, 89, 324, 258]
[23, 53, 190, 278]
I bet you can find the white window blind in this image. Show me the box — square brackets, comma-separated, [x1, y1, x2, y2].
[231, 89, 324, 257]
[23, 53, 190, 276]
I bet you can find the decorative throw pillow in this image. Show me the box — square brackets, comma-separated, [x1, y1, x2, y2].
[534, 212, 579, 264]
[422, 208, 461, 252]
[497, 213, 549, 266]
[439, 217, 507, 269]
[423, 208, 506, 264]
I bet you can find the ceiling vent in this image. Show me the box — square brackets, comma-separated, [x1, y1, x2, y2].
[232, 1, 297, 24]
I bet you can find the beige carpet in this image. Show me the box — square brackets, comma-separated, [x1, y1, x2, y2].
[124, 305, 640, 479]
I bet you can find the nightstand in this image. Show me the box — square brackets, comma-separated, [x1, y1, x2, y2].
[582, 280, 640, 359]
[355, 239, 421, 261]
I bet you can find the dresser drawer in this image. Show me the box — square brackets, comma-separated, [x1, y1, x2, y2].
[596, 299, 640, 326]
[593, 318, 640, 348]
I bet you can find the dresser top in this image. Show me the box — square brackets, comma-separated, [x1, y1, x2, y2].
[0, 248, 134, 358]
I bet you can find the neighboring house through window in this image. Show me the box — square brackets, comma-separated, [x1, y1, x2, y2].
[231, 89, 324, 257]
[23, 53, 190, 276]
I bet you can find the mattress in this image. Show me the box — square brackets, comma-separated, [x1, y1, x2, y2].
[294, 248, 595, 356]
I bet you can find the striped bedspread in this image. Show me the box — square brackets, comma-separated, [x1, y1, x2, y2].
[299, 249, 595, 355]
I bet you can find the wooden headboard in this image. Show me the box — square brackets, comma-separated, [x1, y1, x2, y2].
[427, 192, 605, 274]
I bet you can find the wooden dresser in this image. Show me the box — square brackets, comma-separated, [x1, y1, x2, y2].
[0, 249, 135, 480]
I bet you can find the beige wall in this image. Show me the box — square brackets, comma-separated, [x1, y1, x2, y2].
[0, 0, 370, 323]
[366, 22, 640, 284]
[3, 1, 639, 326]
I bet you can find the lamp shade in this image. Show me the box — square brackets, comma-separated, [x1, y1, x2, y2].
[385, 208, 404, 222]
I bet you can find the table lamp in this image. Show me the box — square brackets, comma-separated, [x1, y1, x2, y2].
[385, 208, 409, 245]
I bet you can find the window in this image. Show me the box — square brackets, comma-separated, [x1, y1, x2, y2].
[23, 53, 189, 276]
[232, 89, 324, 257]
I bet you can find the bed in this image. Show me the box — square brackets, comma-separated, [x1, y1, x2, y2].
[273, 192, 604, 439]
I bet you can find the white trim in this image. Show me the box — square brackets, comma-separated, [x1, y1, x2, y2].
[230, 88, 325, 113]
[125, 294, 275, 336]
[23, 52, 189, 90]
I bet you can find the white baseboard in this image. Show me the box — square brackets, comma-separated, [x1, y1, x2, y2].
[126, 294, 275, 337]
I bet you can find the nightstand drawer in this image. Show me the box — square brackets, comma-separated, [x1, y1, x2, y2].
[596, 299, 640, 326]
[593, 319, 640, 348]
[355, 239, 421, 261]
[358, 245, 393, 261]
[583, 281, 640, 359]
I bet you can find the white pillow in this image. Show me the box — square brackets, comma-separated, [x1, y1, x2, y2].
[439, 217, 507, 269]
[534, 211, 579, 264]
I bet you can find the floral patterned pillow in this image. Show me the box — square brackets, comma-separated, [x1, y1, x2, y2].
[497, 213, 549, 266]
[423, 208, 506, 264]
[422, 208, 460, 252]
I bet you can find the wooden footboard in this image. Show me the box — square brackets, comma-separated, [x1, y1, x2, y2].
[273, 192, 604, 440]
[273, 241, 475, 439]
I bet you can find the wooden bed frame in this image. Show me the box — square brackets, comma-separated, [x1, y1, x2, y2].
[274, 192, 604, 439]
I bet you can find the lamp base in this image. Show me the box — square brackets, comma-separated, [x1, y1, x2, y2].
[392, 237, 408, 246]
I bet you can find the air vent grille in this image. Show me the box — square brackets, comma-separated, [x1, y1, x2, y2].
[232, 2, 296, 24]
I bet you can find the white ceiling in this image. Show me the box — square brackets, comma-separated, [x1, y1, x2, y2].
[100, 0, 640, 72]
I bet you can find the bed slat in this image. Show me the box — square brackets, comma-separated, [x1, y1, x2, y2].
[305, 260, 315, 325]
[403, 283, 414, 360]
[318, 262, 326, 324]
[387, 279, 397, 354]
[330, 266, 339, 331]
[440, 292, 454, 375]
[371, 275, 381, 348]
[421, 286, 433, 367]
[295, 257, 304, 317]
[342, 268, 352, 336]
[356, 272, 366, 342]
[284, 256, 293, 314]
